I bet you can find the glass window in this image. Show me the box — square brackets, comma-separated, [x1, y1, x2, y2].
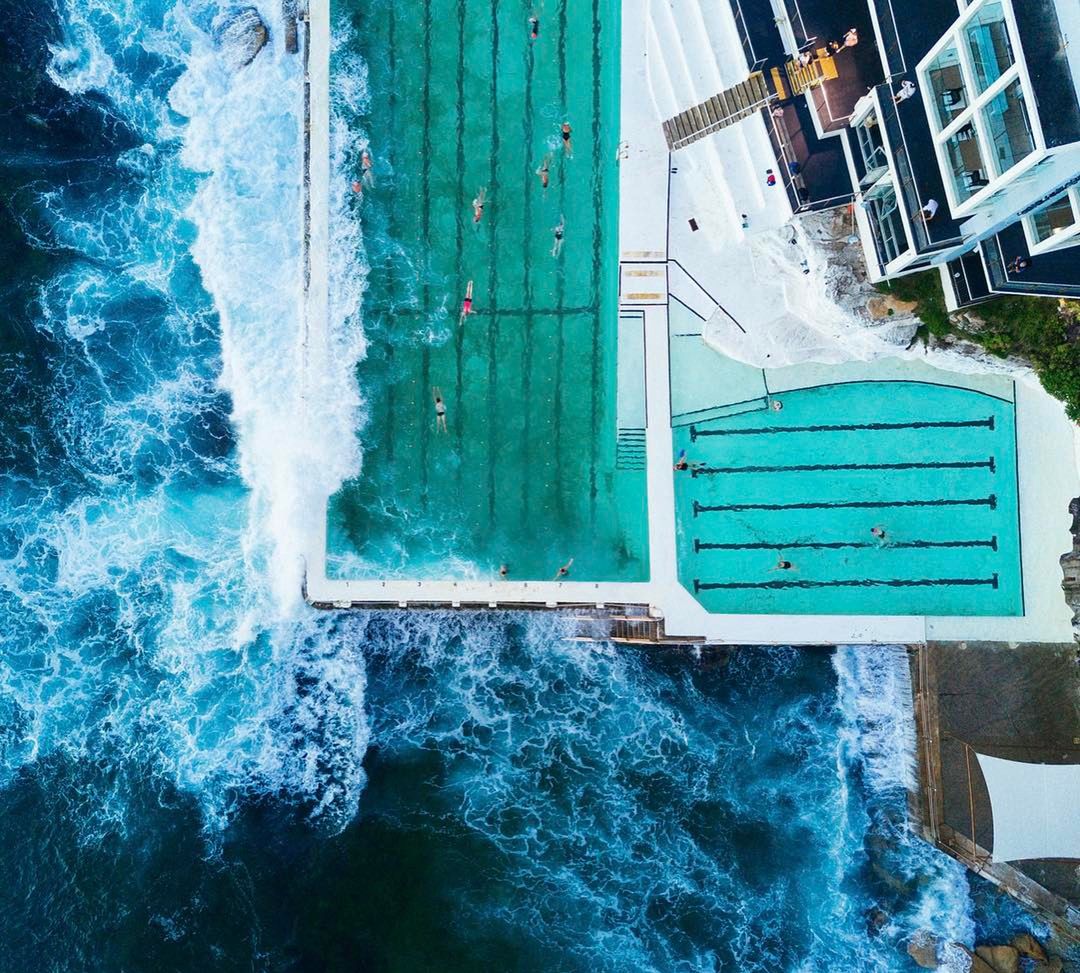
[944, 128, 987, 202]
[1031, 193, 1076, 242]
[925, 44, 968, 130]
[964, 1, 1013, 93]
[866, 185, 907, 265]
[982, 79, 1033, 176]
[856, 113, 887, 184]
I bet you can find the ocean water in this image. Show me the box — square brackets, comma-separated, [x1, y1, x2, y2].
[0, 0, 1054, 970]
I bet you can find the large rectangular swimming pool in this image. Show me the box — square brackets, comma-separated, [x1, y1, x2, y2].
[326, 0, 648, 582]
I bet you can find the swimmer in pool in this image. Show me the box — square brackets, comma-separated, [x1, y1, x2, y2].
[432, 387, 448, 433]
[528, 14, 539, 39]
[554, 557, 574, 580]
[551, 215, 565, 257]
[499, 564, 509, 578]
[459, 280, 474, 325]
[472, 187, 487, 224]
[536, 153, 552, 190]
[871, 526, 887, 543]
[561, 121, 572, 157]
[772, 557, 795, 571]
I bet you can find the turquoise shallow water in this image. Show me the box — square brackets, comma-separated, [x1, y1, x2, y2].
[674, 381, 1022, 615]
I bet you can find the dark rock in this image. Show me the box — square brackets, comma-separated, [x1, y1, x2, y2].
[1033, 958, 1063, 973]
[216, 7, 269, 69]
[865, 906, 889, 938]
[975, 944, 1018, 973]
[907, 934, 939, 969]
[1011, 933, 1048, 963]
[956, 944, 998, 973]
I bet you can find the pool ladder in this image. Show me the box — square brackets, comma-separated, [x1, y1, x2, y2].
[616, 427, 647, 470]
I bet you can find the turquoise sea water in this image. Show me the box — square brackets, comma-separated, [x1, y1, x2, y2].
[0, 0, 1063, 969]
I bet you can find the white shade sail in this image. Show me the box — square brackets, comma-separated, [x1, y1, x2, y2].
[976, 753, 1080, 863]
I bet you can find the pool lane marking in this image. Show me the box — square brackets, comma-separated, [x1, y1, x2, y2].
[521, 0, 535, 519]
[690, 417, 995, 440]
[384, 6, 398, 462]
[691, 458, 997, 475]
[454, 0, 467, 469]
[693, 496, 998, 515]
[694, 537, 999, 552]
[486, 0, 501, 525]
[419, 0, 433, 507]
[588, 0, 602, 520]
[694, 575, 1000, 591]
[391, 305, 598, 316]
[553, 0, 568, 520]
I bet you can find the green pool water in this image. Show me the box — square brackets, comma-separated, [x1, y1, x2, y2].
[673, 380, 1023, 616]
[327, 0, 648, 582]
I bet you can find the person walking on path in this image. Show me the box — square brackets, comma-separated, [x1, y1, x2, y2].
[432, 388, 448, 433]
[561, 121, 572, 157]
[459, 280, 474, 325]
[536, 154, 551, 190]
[551, 216, 565, 257]
[893, 80, 917, 104]
[472, 187, 486, 224]
[1007, 255, 1030, 274]
[554, 557, 574, 580]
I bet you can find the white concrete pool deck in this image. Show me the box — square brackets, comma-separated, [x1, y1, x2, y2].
[303, 0, 1080, 645]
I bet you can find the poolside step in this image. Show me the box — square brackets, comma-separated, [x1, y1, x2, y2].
[616, 427, 647, 471]
[662, 71, 771, 151]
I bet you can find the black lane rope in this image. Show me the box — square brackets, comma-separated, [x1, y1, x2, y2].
[693, 496, 998, 515]
[694, 575, 1000, 592]
[553, 0, 568, 520]
[486, 0, 501, 525]
[694, 537, 999, 552]
[588, 0, 602, 521]
[521, 0, 535, 519]
[384, 6, 398, 462]
[454, 0, 467, 467]
[690, 417, 995, 440]
[419, 0, 433, 506]
[691, 458, 997, 476]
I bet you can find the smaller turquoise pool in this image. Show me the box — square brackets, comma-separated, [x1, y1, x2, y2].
[673, 381, 1023, 617]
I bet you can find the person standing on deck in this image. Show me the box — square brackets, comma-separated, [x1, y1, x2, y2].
[459, 280, 474, 325]
[536, 154, 552, 190]
[561, 121, 572, 158]
[472, 188, 487, 224]
[551, 216, 565, 257]
[432, 388, 448, 433]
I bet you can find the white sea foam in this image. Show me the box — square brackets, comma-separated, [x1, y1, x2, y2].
[8, 0, 372, 834]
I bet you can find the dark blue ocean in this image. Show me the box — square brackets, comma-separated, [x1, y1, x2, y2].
[0, 1, 1051, 969]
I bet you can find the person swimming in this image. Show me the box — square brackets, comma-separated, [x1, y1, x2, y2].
[561, 121, 572, 156]
[472, 187, 486, 224]
[551, 216, 565, 257]
[432, 387, 448, 433]
[536, 154, 551, 190]
[554, 557, 574, 580]
[360, 148, 374, 187]
[459, 280, 474, 324]
[528, 14, 539, 39]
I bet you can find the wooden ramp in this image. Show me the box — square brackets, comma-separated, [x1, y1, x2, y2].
[662, 72, 770, 151]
